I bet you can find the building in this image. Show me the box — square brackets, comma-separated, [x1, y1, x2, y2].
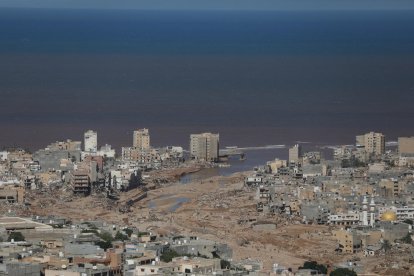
[378, 206, 414, 221]
[328, 212, 360, 226]
[398, 136, 414, 157]
[134, 263, 179, 275]
[288, 144, 302, 164]
[0, 185, 25, 204]
[47, 140, 82, 151]
[332, 229, 362, 254]
[71, 170, 91, 195]
[133, 128, 150, 150]
[0, 151, 9, 161]
[267, 159, 287, 173]
[84, 130, 98, 153]
[378, 179, 403, 198]
[190, 133, 219, 162]
[33, 149, 79, 172]
[356, 132, 385, 155]
[97, 144, 116, 158]
[0, 216, 53, 232]
[6, 262, 42, 276]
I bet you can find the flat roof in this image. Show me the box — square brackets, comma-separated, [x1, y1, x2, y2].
[0, 216, 53, 231]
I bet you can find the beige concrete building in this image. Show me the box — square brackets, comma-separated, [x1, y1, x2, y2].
[399, 156, 414, 167]
[332, 229, 362, 254]
[288, 144, 302, 164]
[190, 133, 219, 162]
[378, 179, 404, 198]
[134, 257, 220, 275]
[0, 185, 25, 204]
[267, 159, 287, 173]
[398, 136, 414, 156]
[356, 131, 385, 155]
[133, 128, 150, 150]
[121, 147, 160, 164]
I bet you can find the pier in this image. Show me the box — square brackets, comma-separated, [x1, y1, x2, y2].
[219, 145, 285, 160]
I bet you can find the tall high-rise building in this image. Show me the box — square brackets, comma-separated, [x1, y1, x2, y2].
[133, 128, 150, 150]
[289, 144, 302, 163]
[84, 130, 98, 152]
[398, 137, 414, 157]
[190, 133, 219, 162]
[356, 132, 385, 155]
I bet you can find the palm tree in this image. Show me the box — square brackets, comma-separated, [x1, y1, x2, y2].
[381, 239, 391, 253]
[381, 239, 392, 262]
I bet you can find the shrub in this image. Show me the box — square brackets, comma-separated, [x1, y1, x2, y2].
[8, 232, 25, 242]
[220, 259, 231, 269]
[160, 249, 180, 262]
[114, 231, 129, 241]
[330, 268, 357, 276]
[400, 233, 412, 244]
[299, 261, 327, 274]
[124, 228, 133, 237]
[94, 231, 113, 250]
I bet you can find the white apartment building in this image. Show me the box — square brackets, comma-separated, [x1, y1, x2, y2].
[84, 130, 97, 152]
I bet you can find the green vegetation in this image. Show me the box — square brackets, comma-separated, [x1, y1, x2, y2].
[94, 231, 113, 251]
[123, 228, 133, 237]
[138, 232, 150, 237]
[220, 259, 231, 269]
[97, 231, 113, 242]
[330, 268, 357, 276]
[400, 233, 412, 244]
[403, 219, 413, 225]
[381, 240, 392, 253]
[81, 229, 99, 234]
[299, 261, 327, 274]
[160, 249, 181, 262]
[114, 231, 129, 241]
[81, 222, 98, 229]
[95, 240, 112, 251]
[8, 232, 25, 242]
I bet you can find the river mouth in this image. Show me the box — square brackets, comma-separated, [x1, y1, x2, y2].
[178, 146, 336, 184]
[180, 147, 290, 183]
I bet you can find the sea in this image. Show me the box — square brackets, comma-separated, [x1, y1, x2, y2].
[1, 8, 414, 158]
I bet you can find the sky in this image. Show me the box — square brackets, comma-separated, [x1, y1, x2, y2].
[0, 0, 414, 10]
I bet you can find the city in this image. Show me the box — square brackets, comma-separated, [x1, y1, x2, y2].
[0, 129, 413, 275]
[2, 1, 414, 275]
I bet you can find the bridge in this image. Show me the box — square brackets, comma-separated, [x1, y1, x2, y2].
[219, 145, 286, 159]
